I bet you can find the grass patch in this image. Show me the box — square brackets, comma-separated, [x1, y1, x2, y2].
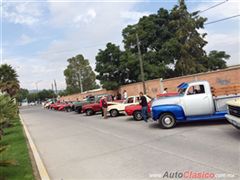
[0, 117, 34, 180]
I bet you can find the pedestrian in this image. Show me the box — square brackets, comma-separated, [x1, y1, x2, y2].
[101, 96, 108, 119]
[111, 94, 115, 101]
[117, 92, 121, 100]
[163, 88, 168, 94]
[139, 92, 148, 122]
[99, 96, 104, 117]
[123, 90, 127, 100]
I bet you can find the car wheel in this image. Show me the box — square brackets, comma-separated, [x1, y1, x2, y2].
[159, 113, 176, 129]
[76, 107, 82, 114]
[86, 109, 93, 116]
[110, 109, 119, 117]
[133, 111, 143, 121]
[65, 107, 70, 112]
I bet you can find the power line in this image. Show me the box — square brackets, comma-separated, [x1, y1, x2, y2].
[205, 14, 240, 25]
[198, 0, 229, 14]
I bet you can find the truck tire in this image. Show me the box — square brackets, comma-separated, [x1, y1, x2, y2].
[86, 109, 93, 116]
[110, 109, 119, 117]
[159, 113, 176, 129]
[133, 111, 143, 121]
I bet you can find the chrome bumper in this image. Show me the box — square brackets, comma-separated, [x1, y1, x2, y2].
[225, 114, 240, 128]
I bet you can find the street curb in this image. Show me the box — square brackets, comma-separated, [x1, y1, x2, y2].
[19, 114, 51, 180]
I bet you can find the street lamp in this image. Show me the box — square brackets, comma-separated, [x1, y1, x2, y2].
[35, 80, 42, 93]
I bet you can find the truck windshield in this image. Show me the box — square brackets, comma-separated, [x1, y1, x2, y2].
[178, 88, 187, 95]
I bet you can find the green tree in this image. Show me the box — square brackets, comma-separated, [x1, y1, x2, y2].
[169, 0, 208, 76]
[37, 89, 56, 101]
[0, 64, 20, 97]
[64, 54, 97, 94]
[16, 88, 29, 102]
[95, 43, 129, 90]
[27, 93, 38, 102]
[122, 8, 174, 81]
[205, 50, 229, 70]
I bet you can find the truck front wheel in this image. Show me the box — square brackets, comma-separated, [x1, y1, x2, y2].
[159, 113, 176, 129]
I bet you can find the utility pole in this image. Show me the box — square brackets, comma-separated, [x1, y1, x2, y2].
[136, 33, 146, 94]
[35, 80, 41, 93]
[54, 79, 58, 95]
[79, 70, 83, 93]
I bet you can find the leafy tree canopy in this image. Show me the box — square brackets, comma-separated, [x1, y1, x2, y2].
[205, 50, 229, 71]
[95, 43, 129, 90]
[64, 54, 98, 94]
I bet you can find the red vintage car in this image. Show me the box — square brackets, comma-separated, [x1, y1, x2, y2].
[49, 101, 72, 111]
[57, 102, 73, 112]
[82, 100, 122, 116]
[125, 103, 151, 121]
[49, 101, 61, 110]
[125, 92, 179, 121]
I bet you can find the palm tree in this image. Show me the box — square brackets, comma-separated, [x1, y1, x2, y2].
[0, 64, 20, 97]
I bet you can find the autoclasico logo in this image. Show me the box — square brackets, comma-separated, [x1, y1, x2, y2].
[149, 171, 236, 179]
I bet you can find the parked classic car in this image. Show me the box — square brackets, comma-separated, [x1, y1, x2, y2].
[82, 95, 122, 116]
[125, 93, 178, 121]
[225, 98, 240, 130]
[108, 95, 152, 117]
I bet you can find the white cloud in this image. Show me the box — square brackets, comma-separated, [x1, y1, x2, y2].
[193, 0, 240, 22]
[5, 56, 67, 90]
[121, 11, 151, 23]
[194, 0, 240, 66]
[44, 1, 138, 66]
[204, 31, 240, 66]
[73, 8, 97, 24]
[18, 1, 141, 90]
[3, 2, 43, 26]
[17, 34, 36, 45]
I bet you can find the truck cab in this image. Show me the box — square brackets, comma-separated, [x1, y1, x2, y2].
[151, 81, 239, 129]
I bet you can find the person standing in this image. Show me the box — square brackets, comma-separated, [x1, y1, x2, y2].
[123, 90, 128, 100]
[99, 97, 104, 117]
[139, 92, 148, 122]
[163, 88, 168, 94]
[101, 96, 108, 119]
[117, 92, 121, 100]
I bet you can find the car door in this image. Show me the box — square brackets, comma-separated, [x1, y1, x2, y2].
[183, 84, 214, 116]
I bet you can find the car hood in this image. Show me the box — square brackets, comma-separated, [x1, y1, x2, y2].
[109, 103, 136, 111]
[151, 96, 182, 107]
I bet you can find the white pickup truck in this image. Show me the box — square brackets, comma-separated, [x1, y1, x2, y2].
[151, 81, 240, 129]
[108, 95, 151, 117]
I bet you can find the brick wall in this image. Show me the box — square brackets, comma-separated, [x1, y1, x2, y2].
[61, 65, 240, 101]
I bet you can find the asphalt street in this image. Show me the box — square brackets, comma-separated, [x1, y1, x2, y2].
[20, 106, 240, 180]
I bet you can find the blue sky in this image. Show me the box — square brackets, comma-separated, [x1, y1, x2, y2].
[2, 0, 240, 90]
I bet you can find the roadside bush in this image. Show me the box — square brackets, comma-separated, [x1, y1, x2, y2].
[0, 94, 18, 168]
